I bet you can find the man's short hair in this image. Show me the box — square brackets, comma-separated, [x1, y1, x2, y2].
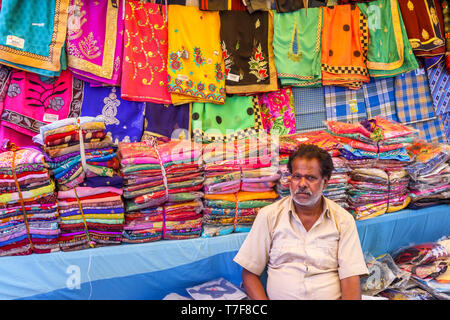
[287, 144, 334, 180]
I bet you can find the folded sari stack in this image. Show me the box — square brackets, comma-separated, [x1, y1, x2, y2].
[276, 154, 291, 198]
[326, 118, 417, 219]
[324, 157, 350, 210]
[40, 117, 119, 191]
[0, 147, 59, 256]
[119, 140, 204, 242]
[57, 186, 124, 252]
[201, 139, 279, 237]
[405, 140, 450, 209]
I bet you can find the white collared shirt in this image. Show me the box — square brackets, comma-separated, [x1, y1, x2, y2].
[233, 196, 368, 300]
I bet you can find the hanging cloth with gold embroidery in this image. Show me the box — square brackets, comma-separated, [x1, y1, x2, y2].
[273, 7, 323, 87]
[357, 0, 419, 77]
[398, 0, 446, 67]
[67, 0, 124, 86]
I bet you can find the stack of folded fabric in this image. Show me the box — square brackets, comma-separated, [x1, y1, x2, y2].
[57, 186, 125, 251]
[201, 138, 279, 237]
[0, 146, 59, 256]
[324, 157, 350, 209]
[119, 140, 204, 242]
[202, 190, 279, 238]
[276, 153, 291, 198]
[39, 116, 119, 191]
[405, 140, 450, 209]
[326, 117, 416, 220]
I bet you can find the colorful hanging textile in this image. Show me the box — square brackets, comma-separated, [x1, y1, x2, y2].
[394, 68, 447, 143]
[245, 0, 274, 13]
[67, 0, 123, 86]
[320, 4, 369, 89]
[220, 10, 278, 94]
[274, 0, 326, 13]
[292, 87, 327, 133]
[120, 1, 171, 104]
[398, 0, 446, 66]
[0, 0, 69, 77]
[441, 0, 450, 71]
[199, 0, 247, 10]
[0, 70, 83, 138]
[191, 95, 263, 142]
[257, 88, 296, 135]
[80, 85, 145, 144]
[273, 7, 323, 87]
[167, 5, 226, 105]
[325, 77, 398, 123]
[357, 0, 419, 77]
[427, 60, 450, 115]
[142, 103, 191, 141]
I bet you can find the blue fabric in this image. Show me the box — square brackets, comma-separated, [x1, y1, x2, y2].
[394, 68, 446, 143]
[144, 103, 191, 140]
[293, 87, 327, 133]
[80, 86, 145, 144]
[325, 77, 398, 123]
[427, 61, 450, 115]
[0, 205, 447, 299]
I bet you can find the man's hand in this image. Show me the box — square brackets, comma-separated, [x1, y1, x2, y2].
[340, 275, 362, 300]
[242, 268, 269, 300]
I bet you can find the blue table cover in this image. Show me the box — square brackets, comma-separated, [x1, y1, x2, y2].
[0, 205, 448, 300]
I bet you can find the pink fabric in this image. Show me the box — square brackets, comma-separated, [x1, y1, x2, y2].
[1, 69, 74, 137]
[57, 186, 123, 199]
[67, 0, 123, 85]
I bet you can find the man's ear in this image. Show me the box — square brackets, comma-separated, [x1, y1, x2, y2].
[322, 178, 329, 191]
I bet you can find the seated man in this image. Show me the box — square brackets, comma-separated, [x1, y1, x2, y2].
[233, 144, 368, 300]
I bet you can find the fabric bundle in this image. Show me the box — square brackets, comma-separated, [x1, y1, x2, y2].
[0, 147, 59, 256]
[39, 116, 119, 191]
[427, 61, 450, 142]
[326, 117, 416, 220]
[405, 140, 450, 209]
[393, 238, 450, 296]
[57, 186, 124, 251]
[324, 157, 351, 209]
[119, 139, 204, 242]
[201, 139, 279, 237]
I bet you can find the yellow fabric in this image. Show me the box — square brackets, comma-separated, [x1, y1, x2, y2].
[167, 5, 226, 105]
[43, 122, 106, 139]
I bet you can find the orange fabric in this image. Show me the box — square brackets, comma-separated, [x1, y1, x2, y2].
[320, 4, 369, 89]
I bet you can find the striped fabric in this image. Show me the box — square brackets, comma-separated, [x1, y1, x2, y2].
[426, 61, 450, 115]
[394, 68, 446, 143]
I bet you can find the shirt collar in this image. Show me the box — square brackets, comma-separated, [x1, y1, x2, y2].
[288, 195, 331, 219]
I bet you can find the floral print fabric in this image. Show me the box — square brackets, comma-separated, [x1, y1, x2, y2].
[167, 5, 226, 105]
[257, 88, 296, 135]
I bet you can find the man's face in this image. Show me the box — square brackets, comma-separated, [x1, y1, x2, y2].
[289, 157, 328, 208]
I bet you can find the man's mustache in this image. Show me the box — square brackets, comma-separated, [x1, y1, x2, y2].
[294, 189, 312, 196]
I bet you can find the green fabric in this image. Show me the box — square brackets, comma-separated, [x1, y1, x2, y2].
[192, 95, 261, 142]
[273, 8, 322, 87]
[123, 177, 205, 199]
[0, 0, 66, 77]
[357, 0, 418, 78]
